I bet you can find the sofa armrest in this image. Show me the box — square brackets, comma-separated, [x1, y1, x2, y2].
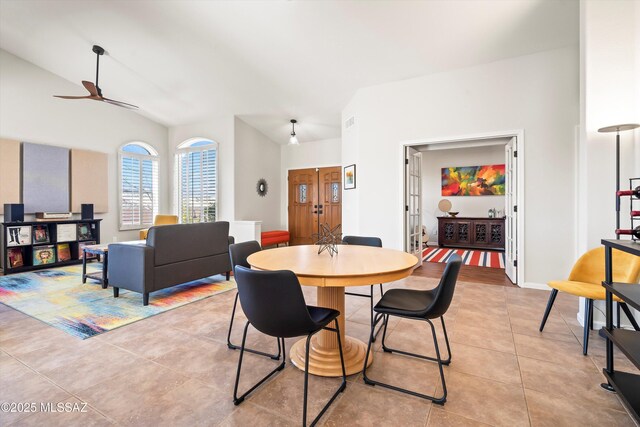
[107, 243, 154, 293]
[228, 235, 235, 245]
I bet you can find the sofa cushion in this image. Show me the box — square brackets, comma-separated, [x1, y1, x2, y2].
[147, 222, 230, 266]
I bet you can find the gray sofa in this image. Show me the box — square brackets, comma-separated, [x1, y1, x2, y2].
[108, 221, 234, 305]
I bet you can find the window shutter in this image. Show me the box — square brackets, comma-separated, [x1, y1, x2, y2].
[202, 149, 216, 222]
[121, 156, 141, 227]
[120, 153, 158, 229]
[177, 146, 217, 224]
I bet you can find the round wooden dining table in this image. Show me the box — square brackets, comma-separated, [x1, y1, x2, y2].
[247, 244, 419, 377]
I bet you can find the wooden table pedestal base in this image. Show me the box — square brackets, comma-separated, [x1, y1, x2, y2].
[290, 335, 373, 377]
[289, 286, 373, 377]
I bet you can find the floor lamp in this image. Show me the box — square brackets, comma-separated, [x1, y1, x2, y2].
[597, 123, 640, 240]
[597, 123, 639, 335]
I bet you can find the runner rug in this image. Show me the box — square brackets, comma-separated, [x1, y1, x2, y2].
[422, 247, 505, 269]
[0, 263, 236, 339]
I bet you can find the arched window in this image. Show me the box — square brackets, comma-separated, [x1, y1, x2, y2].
[119, 142, 159, 230]
[175, 138, 218, 223]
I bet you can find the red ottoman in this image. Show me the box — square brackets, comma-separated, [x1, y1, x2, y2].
[261, 230, 290, 247]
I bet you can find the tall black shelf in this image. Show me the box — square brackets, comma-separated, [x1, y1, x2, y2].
[601, 239, 640, 424]
[1, 219, 101, 274]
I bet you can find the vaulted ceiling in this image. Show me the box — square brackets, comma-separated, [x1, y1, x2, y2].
[0, 0, 578, 143]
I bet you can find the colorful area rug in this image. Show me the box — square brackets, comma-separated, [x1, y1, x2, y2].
[422, 247, 505, 269]
[0, 263, 236, 339]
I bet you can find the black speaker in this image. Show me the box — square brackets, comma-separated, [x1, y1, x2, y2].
[4, 203, 24, 223]
[81, 204, 94, 220]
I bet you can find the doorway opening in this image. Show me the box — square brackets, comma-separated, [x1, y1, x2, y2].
[288, 167, 342, 245]
[403, 132, 523, 287]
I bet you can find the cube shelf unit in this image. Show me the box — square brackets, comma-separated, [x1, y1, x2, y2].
[601, 239, 640, 424]
[1, 219, 101, 274]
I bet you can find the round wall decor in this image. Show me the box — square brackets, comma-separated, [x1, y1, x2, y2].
[256, 178, 268, 197]
[438, 199, 452, 213]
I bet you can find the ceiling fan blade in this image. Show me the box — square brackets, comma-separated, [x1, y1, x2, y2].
[82, 80, 99, 96]
[53, 95, 93, 99]
[101, 97, 139, 109]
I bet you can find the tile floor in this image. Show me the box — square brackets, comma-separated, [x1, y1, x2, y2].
[1, 272, 638, 426]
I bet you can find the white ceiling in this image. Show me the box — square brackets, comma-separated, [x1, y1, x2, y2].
[0, 0, 578, 144]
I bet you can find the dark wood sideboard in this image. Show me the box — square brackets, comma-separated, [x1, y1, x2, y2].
[437, 216, 505, 250]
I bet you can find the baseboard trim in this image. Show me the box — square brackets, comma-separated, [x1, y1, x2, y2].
[577, 313, 608, 329]
[521, 282, 551, 291]
[576, 305, 636, 330]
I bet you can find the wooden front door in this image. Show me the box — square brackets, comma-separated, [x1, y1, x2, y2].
[288, 167, 342, 245]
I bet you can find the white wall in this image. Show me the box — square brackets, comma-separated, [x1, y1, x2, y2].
[234, 117, 282, 231]
[421, 145, 506, 243]
[579, 0, 640, 252]
[0, 49, 168, 243]
[167, 116, 235, 222]
[279, 138, 341, 228]
[342, 46, 579, 286]
[578, 0, 639, 327]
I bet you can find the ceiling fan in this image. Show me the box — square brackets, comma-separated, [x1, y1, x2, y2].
[54, 45, 138, 109]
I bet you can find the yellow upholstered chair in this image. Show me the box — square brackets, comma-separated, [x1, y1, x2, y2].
[539, 247, 640, 355]
[139, 215, 179, 240]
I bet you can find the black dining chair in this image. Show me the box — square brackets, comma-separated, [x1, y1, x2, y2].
[233, 266, 347, 426]
[228, 241, 281, 360]
[362, 254, 461, 404]
[342, 235, 385, 341]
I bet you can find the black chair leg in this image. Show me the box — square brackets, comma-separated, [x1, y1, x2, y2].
[380, 314, 451, 365]
[620, 303, 640, 331]
[304, 319, 347, 427]
[429, 318, 447, 404]
[371, 284, 385, 341]
[143, 292, 149, 306]
[227, 292, 281, 360]
[439, 317, 452, 364]
[363, 314, 447, 404]
[346, 286, 384, 342]
[233, 322, 286, 405]
[539, 289, 558, 332]
[369, 286, 383, 342]
[583, 298, 593, 355]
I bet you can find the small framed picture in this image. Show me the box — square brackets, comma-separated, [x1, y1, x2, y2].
[77, 223, 93, 241]
[7, 247, 24, 268]
[344, 164, 356, 190]
[32, 225, 50, 244]
[56, 243, 71, 262]
[56, 223, 77, 242]
[33, 245, 56, 265]
[7, 226, 32, 247]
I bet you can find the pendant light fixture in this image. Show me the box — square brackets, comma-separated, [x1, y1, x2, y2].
[289, 119, 299, 145]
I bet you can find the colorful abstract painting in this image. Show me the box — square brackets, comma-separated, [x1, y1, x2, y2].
[441, 164, 505, 196]
[0, 263, 236, 339]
